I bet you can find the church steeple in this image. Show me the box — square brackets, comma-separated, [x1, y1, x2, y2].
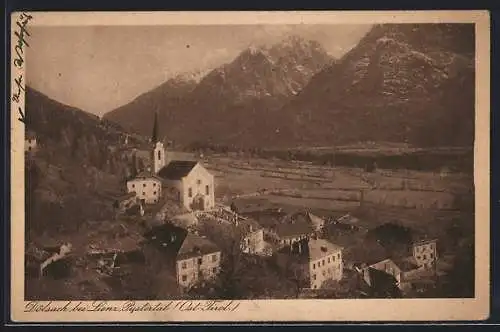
[152, 111, 159, 143]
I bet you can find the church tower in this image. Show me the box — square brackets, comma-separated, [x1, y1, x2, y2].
[152, 111, 165, 174]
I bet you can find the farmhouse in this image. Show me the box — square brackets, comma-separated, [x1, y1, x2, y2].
[143, 224, 221, 291]
[277, 238, 344, 290]
[412, 238, 438, 268]
[126, 171, 163, 205]
[235, 217, 266, 255]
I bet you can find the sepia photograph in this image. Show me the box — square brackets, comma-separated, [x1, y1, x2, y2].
[11, 11, 490, 322]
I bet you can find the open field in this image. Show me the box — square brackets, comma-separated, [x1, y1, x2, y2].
[205, 156, 473, 215]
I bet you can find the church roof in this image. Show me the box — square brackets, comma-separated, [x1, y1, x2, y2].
[158, 160, 198, 180]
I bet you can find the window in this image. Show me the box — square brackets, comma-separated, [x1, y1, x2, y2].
[205, 185, 209, 195]
[328, 257, 330, 264]
[213, 267, 217, 273]
[313, 285, 317, 289]
[28, 146, 32, 151]
[153, 183, 156, 187]
[197, 179, 201, 185]
[188, 188, 193, 198]
[132, 184, 135, 188]
[417, 255, 421, 260]
[142, 192, 145, 196]
[313, 274, 316, 280]
[337, 253, 340, 259]
[143, 183, 146, 187]
[153, 191, 157, 195]
[430, 253, 434, 259]
[182, 275, 187, 282]
[322, 259, 325, 266]
[212, 254, 217, 262]
[198, 258, 202, 265]
[158, 150, 161, 160]
[312, 263, 315, 269]
[153, 199, 157, 203]
[332, 255, 335, 262]
[182, 262, 187, 269]
[423, 254, 427, 260]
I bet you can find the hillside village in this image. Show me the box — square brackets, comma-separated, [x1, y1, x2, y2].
[24, 109, 472, 300]
[23, 23, 475, 300]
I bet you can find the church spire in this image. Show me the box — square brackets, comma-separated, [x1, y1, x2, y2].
[152, 111, 159, 143]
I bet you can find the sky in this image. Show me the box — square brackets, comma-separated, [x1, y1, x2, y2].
[26, 24, 372, 116]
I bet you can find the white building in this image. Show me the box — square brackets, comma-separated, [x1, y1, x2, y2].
[126, 172, 162, 205]
[157, 160, 215, 211]
[307, 239, 343, 289]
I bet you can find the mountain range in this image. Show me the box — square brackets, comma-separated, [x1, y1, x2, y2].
[72, 24, 477, 149]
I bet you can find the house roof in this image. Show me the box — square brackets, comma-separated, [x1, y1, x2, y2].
[392, 256, 420, 272]
[344, 239, 390, 267]
[143, 223, 219, 261]
[308, 239, 342, 261]
[177, 233, 220, 260]
[158, 160, 198, 180]
[275, 221, 314, 238]
[133, 171, 163, 181]
[236, 217, 263, 235]
[279, 238, 342, 263]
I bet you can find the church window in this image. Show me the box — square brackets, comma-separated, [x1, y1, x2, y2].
[158, 150, 161, 160]
[205, 185, 209, 195]
[188, 188, 193, 198]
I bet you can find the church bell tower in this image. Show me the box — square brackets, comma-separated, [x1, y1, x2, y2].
[152, 111, 165, 174]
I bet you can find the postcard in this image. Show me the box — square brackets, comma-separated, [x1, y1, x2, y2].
[10, 10, 490, 322]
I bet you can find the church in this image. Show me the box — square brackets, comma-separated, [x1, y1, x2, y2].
[127, 112, 215, 211]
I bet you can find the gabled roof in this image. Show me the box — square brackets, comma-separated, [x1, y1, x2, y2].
[177, 233, 220, 260]
[275, 221, 314, 238]
[308, 239, 342, 261]
[143, 223, 219, 261]
[158, 160, 198, 180]
[130, 171, 163, 182]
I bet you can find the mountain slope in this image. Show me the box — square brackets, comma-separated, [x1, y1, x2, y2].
[104, 73, 199, 137]
[104, 36, 333, 147]
[273, 24, 475, 148]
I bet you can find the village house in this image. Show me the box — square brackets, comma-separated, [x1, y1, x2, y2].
[274, 214, 315, 248]
[143, 223, 221, 291]
[126, 171, 163, 205]
[412, 238, 438, 268]
[25, 130, 37, 153]
[277, 238, 344, 290]
[235, 217, 266, 255]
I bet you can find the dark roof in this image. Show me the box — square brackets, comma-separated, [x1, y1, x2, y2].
[177, 233, 220, 260]
[143, 223, 219, 260]
[275, 220, 314, 238]
[344, 239, 390, 266]
[392, 256, 420, 272]
[158, 161, 198, 180]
